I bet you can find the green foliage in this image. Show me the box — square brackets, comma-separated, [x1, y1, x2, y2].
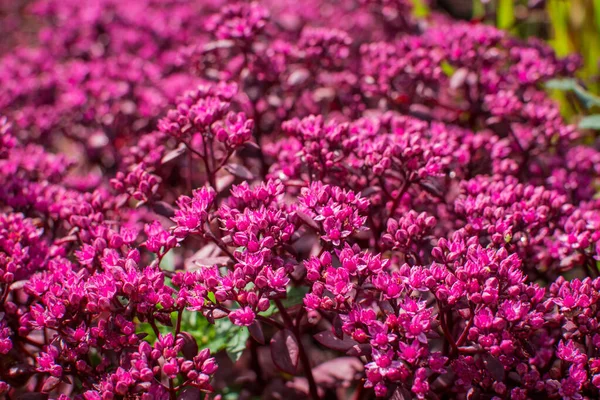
[466, 0, 600, 122]
[209, 318, 250, 362]
[411, 0, 429, 17]
[546, 79, 600, 110]
[136, 285, 309, 364]
[137, 310, 217, 348]
[579, 115, 600, 130]
[259, 286, 309, 317]
[497, 0, 515, 31]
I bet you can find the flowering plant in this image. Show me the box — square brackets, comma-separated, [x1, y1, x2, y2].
[1, 0, 599, 399]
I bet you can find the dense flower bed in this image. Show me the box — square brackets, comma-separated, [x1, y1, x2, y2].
[0, 0, 599, 399]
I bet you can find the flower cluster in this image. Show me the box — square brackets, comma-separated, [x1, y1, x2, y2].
[1, 0, 600, 399]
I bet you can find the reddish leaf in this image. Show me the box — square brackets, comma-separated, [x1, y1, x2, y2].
[179, 332, 198, 360]
[314, 330, 357, 351]
[178, 388, 203, 400]
[221, 235, 233, 245]
[161, 143, 186, 164]
[313, 87, 335, 102]
[346, 343, 372, 357]
[449, 67, 469, 89]
[420, 180, 444, 199]
[16, 394, 49, 400]
[360, 186, 381, 197]
[152, 201, 175, 218]
[224, 163, 254, 180]
[332, 314, 344, 339]
[483, 354, 505, 381]
[287, 358, 362, 395]
[215, 173, 235, 192]
[204, 308, 229, 324]
[248, 320, 265, 344]
[378, 300, 395, 315]
[41, 376, 61, 393]
[54, 235, 78, 245]
[312, 357, 363, 386]
[186, 256, 230, 271]
[184, 245, 231, 270]
[9, 280, 28, 290]
[296, 211, 319, 231]
[287, 69, 310, 86]
[409, 104, 433, 120]
[390, 387, 412, 400]
[271, 329, 299, 374]
[203, 40, 235, 52]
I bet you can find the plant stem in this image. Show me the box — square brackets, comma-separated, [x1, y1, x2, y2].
[274, 299, 319, 400]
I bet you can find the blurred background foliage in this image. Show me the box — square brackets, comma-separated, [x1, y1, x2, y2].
[419, 0, 600, 128]
[1, 0, 598, 126]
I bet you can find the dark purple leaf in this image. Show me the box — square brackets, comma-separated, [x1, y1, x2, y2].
[204, 308, 229, 324]
[311, 357, 363, 386]
[420, 180, 445, 199]
[161, 143, 186, 164]
[270, 329, 299, 374]
[296, 211, 319, 231]
[313, 87, 335, 102]
[483, 354, 505, 381]
[41, 376, 61, 393]
[332, 314, 344, 339]
[378, 300, 395, 315]
[203, 40, 235, 52]
[237, 141, 262, 159]
[450, 67, 469, 89]
[360, 186, 381, 197]
[9, 280, 28, 290]
[16, 394, 49, 400]
[346, 343, 372, 357]
[225, 163, 254, 180]
[186, 256, 231, 271]
[180, 332, 198, 360]
[152, 201, 176, 218]
[55, 235, 78, 245]
[389, 387, 412, 400]
[221, 235, 233, 245]
[178, 387, 202, 400]
[314, 330, 358, 351]
[287, 69, 310, 86]
[248, 320, 265, 344]
[409, 104, 433, 120]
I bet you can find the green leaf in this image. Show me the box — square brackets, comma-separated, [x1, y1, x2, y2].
[579, 115, 600, 130]
[472, 0, 485, 19]
[545, 78, 578, 91]
[573, 86, 600, 109]
[440, 61, 456, 78]
[547, 0, 571, 57]
[259, 286, 309, 317]
[411, 0, 429, 18]
[595, 0, 600, 32]
[180, 310, 216, 346]
[136, 310, 216, 349]
[159, 249, 175, 271]
[497, 0, 514, 31]
[283, 285, 309, 307]
[209, 318, 250, 363]
[545, 79, 600, 109]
